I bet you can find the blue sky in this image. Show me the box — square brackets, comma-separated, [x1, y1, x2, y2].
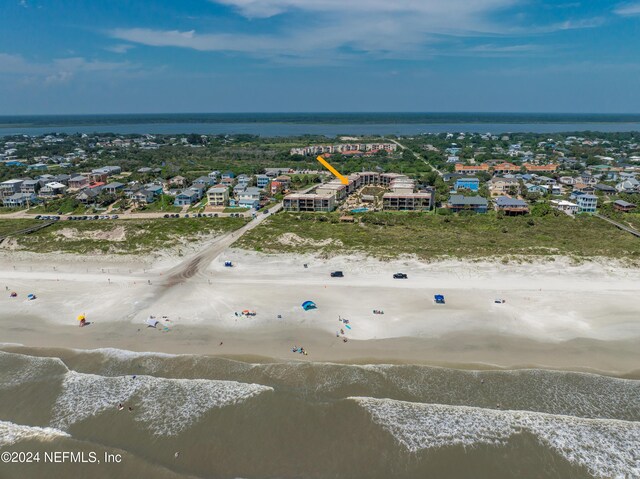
[1, 0, 640, 114]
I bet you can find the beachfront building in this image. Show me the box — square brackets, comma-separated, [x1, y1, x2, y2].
[0, 179, 24, 198]
[283, 193, 336, 212]
[238, 187, 262, 209]
[103, 182, 125, 195]
[174, 189, 201, 206]
[207, 186, 229, 206]
[494, 196, 529, 215]
[550, 199, 579, 215]
[20, 179, 41, 195]
[454, 177, 480, 192]
[68, 175, 89, 189]
[447, 195, 488, 213]
[39, 182, 67, 198]
[613, 200, 636, 212]
[3, 192, 37, 207]
[576, 194, 598, 213]
[382, 192, 434, 211]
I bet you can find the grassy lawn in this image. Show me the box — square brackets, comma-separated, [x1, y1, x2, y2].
[224, 207, 250, 213]
[29, 197, 88, 215]
[7, 217, 249, 255]
[235, 211, 640, 261]
[137, 195, 182, 213]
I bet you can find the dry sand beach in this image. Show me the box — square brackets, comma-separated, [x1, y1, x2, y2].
[2, 239, 639, 375]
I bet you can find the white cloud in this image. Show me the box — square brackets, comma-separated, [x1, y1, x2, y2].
[109, 0, 605, 63]
[0, 53, 135, 84]
[614, 2, 640, 16]
[105, 44, 135, 54]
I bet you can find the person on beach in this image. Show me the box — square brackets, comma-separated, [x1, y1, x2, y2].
[118, 403, 124, 411]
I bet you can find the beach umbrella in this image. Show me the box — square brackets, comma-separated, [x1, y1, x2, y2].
[27, 293, 36, 300]
[77, 314, 86, 322]
[301, 301, 317, 311]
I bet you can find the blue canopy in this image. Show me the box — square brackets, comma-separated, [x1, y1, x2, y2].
[434, 294, 445, 303]
[301, 301, 317, 311]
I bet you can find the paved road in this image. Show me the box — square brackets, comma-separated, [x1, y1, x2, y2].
[387, 138, 443, 176]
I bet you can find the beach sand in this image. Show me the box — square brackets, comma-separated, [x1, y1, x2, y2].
[1, 248, 639, 375]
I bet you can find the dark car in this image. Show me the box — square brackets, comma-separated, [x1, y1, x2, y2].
[164, 214, 170, 218]
[330, 271, 344, 278]
[34, 215, 41, 220]
[393, 273, 408, 279]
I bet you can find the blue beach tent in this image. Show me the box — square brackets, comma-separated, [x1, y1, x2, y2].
[434, 295, 445, 304]
[301, 301, 317, 311]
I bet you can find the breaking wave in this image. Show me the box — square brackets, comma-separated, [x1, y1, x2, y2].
[351, 397, 640, 479]
[0, 420, 70, 447]
[52, 371, 273, 435]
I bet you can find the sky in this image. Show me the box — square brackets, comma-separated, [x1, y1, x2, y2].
[1, 0, 640, 114]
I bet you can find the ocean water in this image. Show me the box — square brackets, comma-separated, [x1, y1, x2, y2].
[1, 346, 639, 479]
[1, 113, 640, 136]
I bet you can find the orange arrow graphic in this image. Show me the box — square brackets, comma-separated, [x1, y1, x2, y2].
[316, 155, 349, 185]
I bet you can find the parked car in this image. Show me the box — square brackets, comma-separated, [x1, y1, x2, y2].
[112, 215, 119, 219]
[330, 271, 344, 278]
[34, 215, 41, 220]
[393, 273, 408, 279]
[164, 214, 170, 218]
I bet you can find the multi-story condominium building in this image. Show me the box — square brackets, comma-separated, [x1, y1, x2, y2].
[0, 179, 24, 198]
[382, 191, 433, 211]
[283, 193, 336, 212]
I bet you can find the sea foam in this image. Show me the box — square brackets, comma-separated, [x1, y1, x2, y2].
[351, 397, 640, 479]
[0, 420, 70, 447]
[52, 371, 273, 435]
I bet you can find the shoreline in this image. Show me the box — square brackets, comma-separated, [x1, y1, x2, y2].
[1, 248, 639, 376]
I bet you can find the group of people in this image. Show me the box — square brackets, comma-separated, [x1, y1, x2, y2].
[291, 346, 308, 355]
[372, 310, 384, 315]
[117, 403, 134, 412]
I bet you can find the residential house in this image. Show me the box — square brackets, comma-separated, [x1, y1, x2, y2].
[92, 166, 122, 176]
[494, 196, 529, 215]
[447, 195, 488, 213]
[238, 187, 262, 209]
[68, 175, 89, 189]
[103, 182, 125, 195]
[550, 199, 579, 215]
[144, 183, 163, 196]
[576, 194, 597, 213]
[594, 184, 616, 196]
[489, 177, 519, 196]
[174, 189, 201, 206]
[221, 171, 235, 180]
[0, 179, 24, 198]
[256, 174, 270, 189]
[613, 200, 636, 213]
[169, 176, 186, 188]
[207, 186, 229, 207]
[559, 176, 576, 185]
[236, 174, 250, 187]
[39, 182, 67, 198]
[76, 188, 101, 204]
[454, 177, 480, 192]
[3, 192, 37, 208]
[616, 178, 640, 193]
[20, 179, 40, 194]
[192, 176, 216, 188]
[208, 170, 220, 181]
[132, 189, 155, 204]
